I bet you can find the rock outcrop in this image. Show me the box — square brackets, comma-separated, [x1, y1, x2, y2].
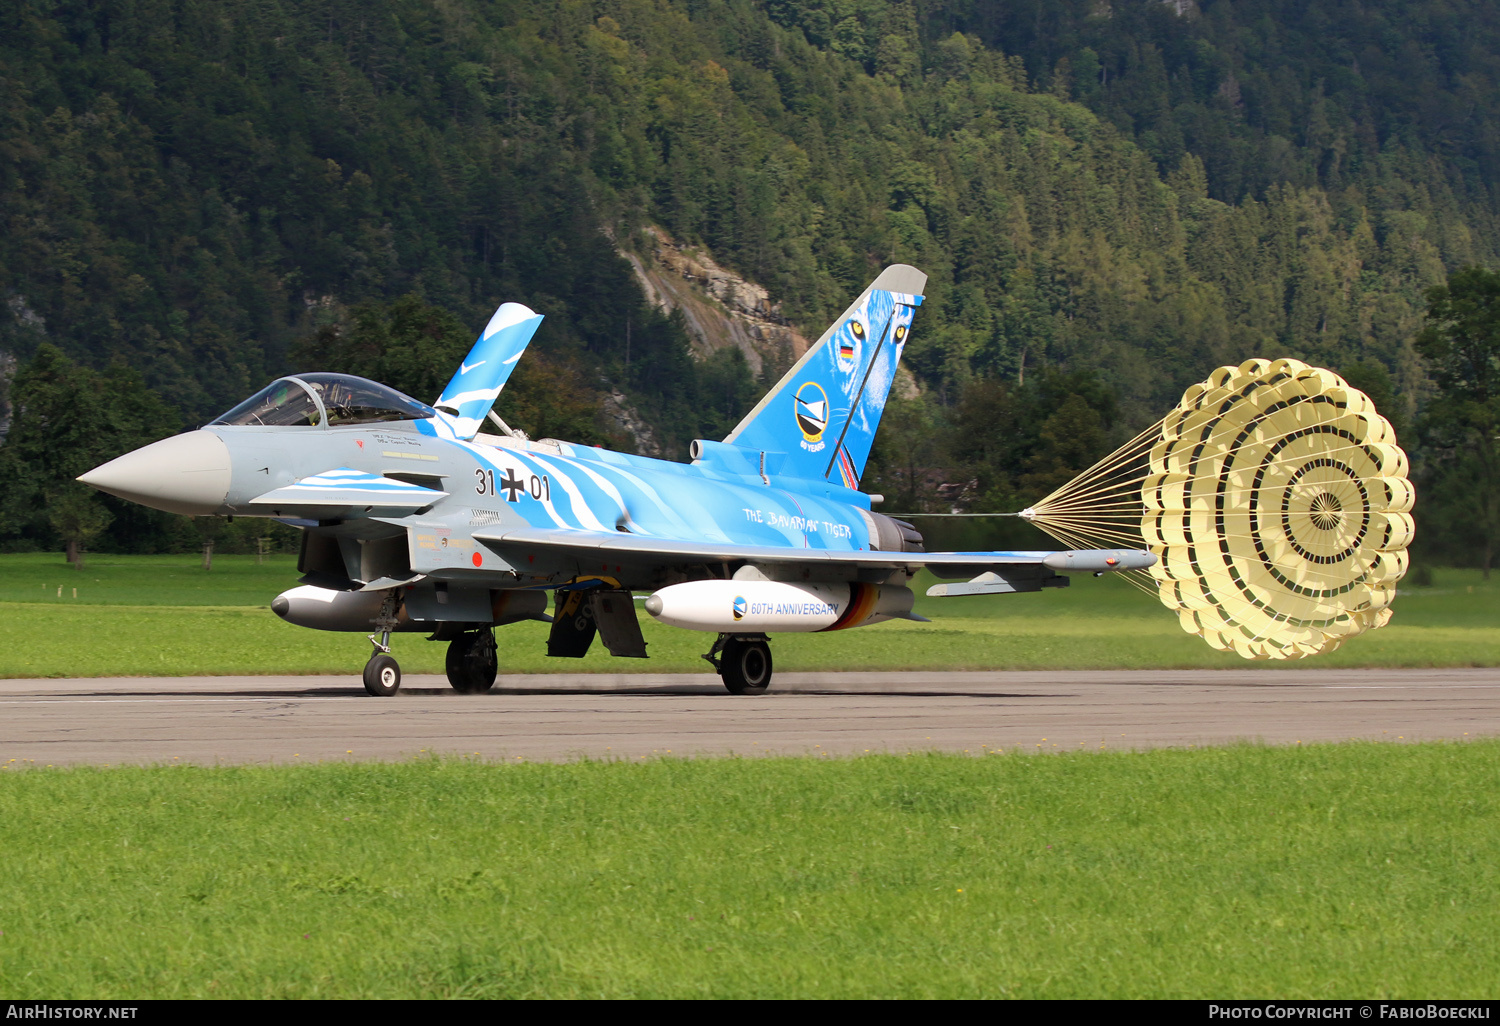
[608, 226, 919, 456]
[619, 227, 809, 379]
[599, 389, 665, 458]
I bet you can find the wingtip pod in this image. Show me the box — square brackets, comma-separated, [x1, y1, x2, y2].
[1142, 357, 1415, 660]
[1041, 549, 1156, 572]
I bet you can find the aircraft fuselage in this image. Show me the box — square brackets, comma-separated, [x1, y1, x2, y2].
[198, 418, 896, 593]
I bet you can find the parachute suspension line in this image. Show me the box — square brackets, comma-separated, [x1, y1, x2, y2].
[1021, 410, 1397, 553]
[1028, 425, 1160, 508]
[1021, 418, 1161, 558]
[883, 512, 1028, 518]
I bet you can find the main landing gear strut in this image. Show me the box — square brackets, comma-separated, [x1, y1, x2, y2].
[445, 629, 498, 694]
[704, 633, 774, 695]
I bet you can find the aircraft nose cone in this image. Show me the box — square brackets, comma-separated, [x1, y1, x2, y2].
[77, 430, 232, 515]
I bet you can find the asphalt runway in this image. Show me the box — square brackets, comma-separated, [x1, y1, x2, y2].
[1, 667, 1497, 766]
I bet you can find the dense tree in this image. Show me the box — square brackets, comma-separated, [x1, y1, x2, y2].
[862, 394, 944, 513]
[787, 0, 1500, 211]
[0, 0, 1496, 561]
[47, 483, 111, 568]
[0, 343, 181, 552]
[1, 0, 1481, 420]
[1415, 266, 1500, 576]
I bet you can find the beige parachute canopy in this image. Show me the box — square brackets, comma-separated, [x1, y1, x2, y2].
[1021, 359, 1414, 660]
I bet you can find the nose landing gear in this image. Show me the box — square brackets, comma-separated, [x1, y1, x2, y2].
[362, 589, 404, 697]
[363, 650, 401, 696]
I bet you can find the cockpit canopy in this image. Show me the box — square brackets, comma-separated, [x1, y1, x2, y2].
[211, 373, 435, 428]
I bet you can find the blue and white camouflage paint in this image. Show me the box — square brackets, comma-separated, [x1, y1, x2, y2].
[77, 261, 1155, 694]
[726, 279, 921, 489]
[433, 302, 544, 440]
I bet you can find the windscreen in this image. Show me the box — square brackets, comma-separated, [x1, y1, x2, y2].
[211, 378, 324, 427]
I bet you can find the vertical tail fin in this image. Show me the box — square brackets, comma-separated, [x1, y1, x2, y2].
[434, 302, 544, 440]
[723, 265, 925, 486]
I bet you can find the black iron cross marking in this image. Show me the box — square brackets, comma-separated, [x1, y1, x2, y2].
[499, 468, 526, 502]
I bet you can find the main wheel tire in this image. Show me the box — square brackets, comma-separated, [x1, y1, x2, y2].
[363, 652, 401, 697]
[446, 631, 497, 694]
[720, 637, 773, 695]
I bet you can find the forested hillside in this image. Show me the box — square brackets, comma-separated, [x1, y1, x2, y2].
[1, 0, 1496, 562]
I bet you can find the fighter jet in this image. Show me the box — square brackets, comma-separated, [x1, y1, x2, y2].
[79, 265, 1154, 696]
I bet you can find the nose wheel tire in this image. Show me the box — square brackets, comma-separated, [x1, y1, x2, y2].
[363, 653, 401, 697]
[720, 637, 773, 695]
[446, 630, 498, 694]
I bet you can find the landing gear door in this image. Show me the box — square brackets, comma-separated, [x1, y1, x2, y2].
[591, 590, 647, 658]
[547, 590, 597, 657]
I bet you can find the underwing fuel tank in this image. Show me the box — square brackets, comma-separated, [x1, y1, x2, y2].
[272, 585, 548, 632]
[643, 580, 915, 633]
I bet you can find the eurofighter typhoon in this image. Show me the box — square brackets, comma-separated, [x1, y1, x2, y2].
[79, 266, 1153, 695]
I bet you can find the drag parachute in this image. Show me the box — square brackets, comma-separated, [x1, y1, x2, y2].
[1021, 359, 1414, 660]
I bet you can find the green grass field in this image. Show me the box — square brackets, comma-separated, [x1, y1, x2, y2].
[1, 553, 1495, 676]
[0, 743, 1495, 998]
[4, 555, 1494, 998]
